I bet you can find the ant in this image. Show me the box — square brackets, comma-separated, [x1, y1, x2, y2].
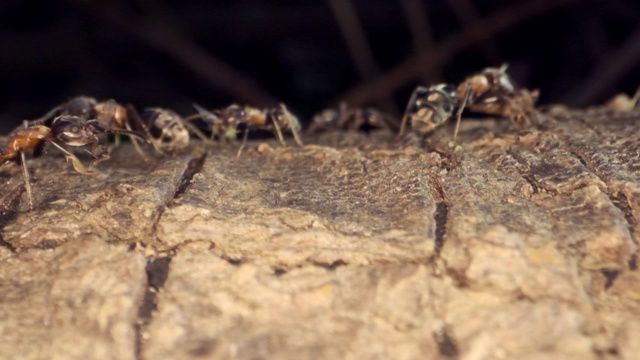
[34, 96, 190, 161]
[307, 103, 397, 133]
[1, 115, 143, 210]
[400, 64, 538, 145]
[187, 103, 304, 158]
[31, 96, 148, 164]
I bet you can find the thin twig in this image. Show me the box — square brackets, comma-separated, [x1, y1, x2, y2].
[338, 0, 580, 107]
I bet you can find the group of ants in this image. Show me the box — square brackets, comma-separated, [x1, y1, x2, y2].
[1, 65, 542, 211]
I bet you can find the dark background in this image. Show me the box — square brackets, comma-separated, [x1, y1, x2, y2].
[1, 0, 639, 133]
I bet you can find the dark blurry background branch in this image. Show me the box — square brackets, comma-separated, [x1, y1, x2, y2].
[445, 0, 501, 64]
[326, 0, 397, 112]
[71, 0, 279, 107]
[399, 0, 442, 84]
[560, 23, 640, 107]
[326, 0, 381, 81]
[0, 0, 639, 131]
[338, 0, 581, 106]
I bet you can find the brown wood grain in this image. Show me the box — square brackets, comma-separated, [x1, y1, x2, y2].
[1, 106, 639, 359]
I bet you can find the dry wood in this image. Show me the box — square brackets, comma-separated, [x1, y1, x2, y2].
[0, 106, 639, 359]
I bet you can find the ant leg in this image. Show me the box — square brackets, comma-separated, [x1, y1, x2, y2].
[86, 135, 113, 169]
[183, 120, 216, 145]
[236, 130, 250, 159]
[450, 83, 471, 147]
[631, 85, 640, 109]
[271, 117, 287, 147]
[19, 151, 33, 211]
[131, 136, 152, 162]
[126, 104, 167, 156]
[291, 126, 304, 147]
[278, 104, 304, 146]
[87, 141, 111, 168]
[399, 116, 409, 137]
[49, 141, 94, 174]
[185, 104, 220, 144]
[90, 153, 110, 168]
[400, 86, 425, 136]
[124, 122, 152, 162]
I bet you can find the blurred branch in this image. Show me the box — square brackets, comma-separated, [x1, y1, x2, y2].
[326, 0, 380, 79]
[70, 1, 279, 106]
[445, 0, 501, 63]
[326, 0, 398, 112]
[338, 0, 580, 107]
[399, 0, 442, 83]
[399, 0, 435, 54]
[560, 23, 640, 106]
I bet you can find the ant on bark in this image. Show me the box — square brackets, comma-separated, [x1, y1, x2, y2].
[186, 103, 304, 158]
[1, 112, 144, 210]
[400, 65, 538, 145]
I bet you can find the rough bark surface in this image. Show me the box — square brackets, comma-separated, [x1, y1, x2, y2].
[0, 106, 639, 359]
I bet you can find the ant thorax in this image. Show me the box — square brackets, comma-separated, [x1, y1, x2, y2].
[50, 116, 100, 147]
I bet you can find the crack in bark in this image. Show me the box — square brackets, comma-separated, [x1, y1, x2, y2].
[565, 147, 639, 252]
[310, 259, 348, 270]
[174, 152, 208, 199]
[548, 117, 640, 275]
[609, 191, 638, 244]
[429, 148, 461, 172]
[0, 234, 16, 252]
[628, 253, 638, 271]
[433, 326, 459, 358]
[134, 152, 209, 357]
[150, 151, 209, 245]
[505, 148, 546, 195]
[601, 269, 620, 290]
[0, 183, 25, 252]
[135, 256, 172, 360]
[428, 176, 449, 257]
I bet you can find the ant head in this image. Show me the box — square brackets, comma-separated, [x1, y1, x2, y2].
[50, 115, 100, 146]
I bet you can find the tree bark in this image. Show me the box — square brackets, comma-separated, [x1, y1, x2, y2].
[0, 105, 639, 359]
